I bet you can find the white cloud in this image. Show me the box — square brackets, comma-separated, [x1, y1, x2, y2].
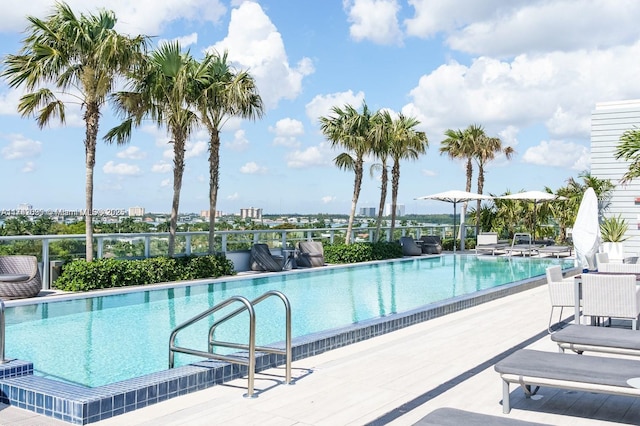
[522, 140, 589, 171]
[116, 146, 146, 160]
[160, 178, 171, 187]
[21, 161, 35, 173]
[224, 129, 249, 151]
[151, 161, 172, 173]
[185, 140, 208, 159]
[286, 143, 333, 168]
[103, 160, 142, 176]
[421, 169, 436, 177]
[305, 90, 366, 124]
[269, 118, 304, 147]
[206, 1, 314, 109]
[321, 196, 336, 204]
[1, 135, 42, 159]
[240, 161, 268, 174]
[227, 192, 239, 200]
[157, 32, 198, 48]
[344, 0, 403, 45]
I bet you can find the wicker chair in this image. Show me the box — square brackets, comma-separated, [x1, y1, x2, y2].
[0, 255, 42, 299]
[546, 265, 575, 333]
[296, 241, 325, 267]
[250, 244, 284, 272]
[582, 273, 640, 330]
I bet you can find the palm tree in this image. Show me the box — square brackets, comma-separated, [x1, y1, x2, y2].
[2, 2, 148, 261]
[387, 112, 428, 236]
[193, 51, 264, 253]
[320, 102, 376, 244]
[615, 127, 640, 183]
[471, 128, 515, 232]
[106, 41, 198, 256]
[369, 112, 391, 241]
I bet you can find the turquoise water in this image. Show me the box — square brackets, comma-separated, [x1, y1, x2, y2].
[5, 255, 571, 387]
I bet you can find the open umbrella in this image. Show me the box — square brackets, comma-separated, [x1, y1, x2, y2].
[499, 190, 567, 241]
[573, 187, 601, 271]
[415, 190, 494, 252]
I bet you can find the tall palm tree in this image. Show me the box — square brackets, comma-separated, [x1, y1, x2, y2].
[106, 41, 198, 256]
[369, 112, 391, 241]
[440, 127, 476, 238]
[615, 127, 640, 183]
[387, 112, 428, 236]
[2, 2, 148, 261]
[320, 102, 376, 244]
[193, 51, 264, 253]
[471, 128, 515, 232]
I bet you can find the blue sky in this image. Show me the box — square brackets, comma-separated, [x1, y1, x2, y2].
[1, 0, 640, 216]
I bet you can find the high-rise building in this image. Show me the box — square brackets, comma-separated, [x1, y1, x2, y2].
[240, 207, 262, 219]
[17, 203, 32, 212]
[384, 203, 405, 217]
[359, 207, 376, 217]
[128, 206, 145, 216]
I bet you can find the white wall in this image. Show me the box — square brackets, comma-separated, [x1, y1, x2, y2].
[591, 100, 640, 257]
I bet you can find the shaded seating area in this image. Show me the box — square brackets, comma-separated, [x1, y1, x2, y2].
[399, 236, 422, 256]
[0, 255, 42, 299]
[296, 241, 325, 267]
[250, 244, 284, 272]
[419, 235, 442, 254]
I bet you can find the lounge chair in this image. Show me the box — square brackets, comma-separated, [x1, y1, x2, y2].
[0, 255, 42, 299]
[495, 349, 640, 414]
[536, 245, 572, 258]
[552, 324, 640, 356]
[581, 273, 640, 329]
[419, 235, 442, 254]
[296, 241, 325, 267]
[475, 232, 508, 255]
[506, 233, 540, 257]
[250, 244, 284, 272]
[414, 407, 551, 425]
[546, 266, 575, 333]
[399, 236, 422, 256]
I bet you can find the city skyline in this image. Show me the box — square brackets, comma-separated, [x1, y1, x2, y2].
[1, 1, 640, 215]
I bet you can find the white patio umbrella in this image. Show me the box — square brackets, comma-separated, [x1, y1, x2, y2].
[415, 190, 494, 252]
[572, 187, 601, 271]
[499, 190, 567, 241]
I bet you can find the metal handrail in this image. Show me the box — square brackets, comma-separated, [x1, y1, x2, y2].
[168, 291, 293, 398]
[169, 296, 257, 397]
[208, 290, 292, 386]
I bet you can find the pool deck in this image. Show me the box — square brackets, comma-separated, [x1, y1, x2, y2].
[2, 254, 638, 425]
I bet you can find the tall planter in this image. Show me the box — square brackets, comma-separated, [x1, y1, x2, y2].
[600, 215, 628, 263]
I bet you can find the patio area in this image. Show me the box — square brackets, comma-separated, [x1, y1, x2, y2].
[2, 270, 638, 425]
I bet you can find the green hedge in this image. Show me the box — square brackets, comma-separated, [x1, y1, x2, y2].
[323, 241, 403, 264]
[54, 254, 235, 292]
[441, 238, 476, 251]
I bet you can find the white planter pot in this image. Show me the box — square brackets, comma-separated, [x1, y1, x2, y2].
[602, 242, 625, 263]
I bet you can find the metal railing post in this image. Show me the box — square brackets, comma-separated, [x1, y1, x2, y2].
[0, 300, 6, 363]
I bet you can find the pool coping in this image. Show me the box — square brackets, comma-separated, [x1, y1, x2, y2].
[0, 258, 579, 424]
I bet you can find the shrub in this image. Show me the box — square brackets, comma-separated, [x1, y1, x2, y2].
[324, 241, 403, 264]
[54, 254, 235, 292]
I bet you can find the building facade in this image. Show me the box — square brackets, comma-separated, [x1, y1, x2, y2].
[359, 207, 376, 217]
[240, 207, 262, 219]
[590, 100, 640, 257]
[384, 203, 405, 217]
[128, 206, 145, 217]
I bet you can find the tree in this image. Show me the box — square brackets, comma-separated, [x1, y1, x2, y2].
[2, 2, 148, 261]
[320, 102, 376, 244]
[193, 51, 264, 253]
[386, 112, 428, 236]
[615, 127, 640, 183]
[106, 41, 198, 256]
[471, 127, 515, 232]
[369, 112, 391, 241]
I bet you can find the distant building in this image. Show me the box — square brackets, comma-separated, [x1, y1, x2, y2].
[240, 207, 262, 219]
[128, 206, 145, 217]
[384, 203, 405, 217]
[17, 203, 32, 212]
[200, 210, 224, 218]
[359, 207, 376, 217]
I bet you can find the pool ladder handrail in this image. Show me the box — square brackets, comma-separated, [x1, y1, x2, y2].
[168, 290, 292, 398]
[0, 299, 5, 364]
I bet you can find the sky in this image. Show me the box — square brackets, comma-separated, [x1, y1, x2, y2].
[1, 0, 640, 216]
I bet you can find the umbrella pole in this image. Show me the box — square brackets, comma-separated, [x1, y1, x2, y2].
[453, 202, 457, 253]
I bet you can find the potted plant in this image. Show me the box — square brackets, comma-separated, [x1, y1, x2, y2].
[600, 214, 629, 262]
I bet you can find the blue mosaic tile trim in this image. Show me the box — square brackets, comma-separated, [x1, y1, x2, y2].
[0, 271, 564, 424]
[0, 359, 32, 379]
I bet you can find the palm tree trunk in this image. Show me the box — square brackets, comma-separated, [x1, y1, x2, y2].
[476, 164, 485, 235]
[462, 158, 473, 244]
[84, 103, 99, 262]
[390, 161, 400, 238]
[346, 160, 364, 245]
[208, 129, 221, 253]
[375, 164, 388, 241]
[168, 137, 186, 257]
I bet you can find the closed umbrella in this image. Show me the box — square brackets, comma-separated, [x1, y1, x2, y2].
[415, 190, 494, 252]
[572, 188, 601, 271]
[500, 190, 567, 241]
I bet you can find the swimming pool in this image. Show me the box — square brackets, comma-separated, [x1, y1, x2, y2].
[5, 254, 572, 389]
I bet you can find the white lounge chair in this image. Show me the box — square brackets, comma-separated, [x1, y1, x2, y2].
[475, 232, 508, 256]
[552, 324, 640, 356]
[581, 273, 640, 329]
[546, 266, 575, 333]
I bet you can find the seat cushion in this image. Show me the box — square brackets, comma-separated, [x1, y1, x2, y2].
[0, 274, 31, 282]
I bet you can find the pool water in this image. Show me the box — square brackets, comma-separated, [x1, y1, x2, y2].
[6, 255, 570, 387]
